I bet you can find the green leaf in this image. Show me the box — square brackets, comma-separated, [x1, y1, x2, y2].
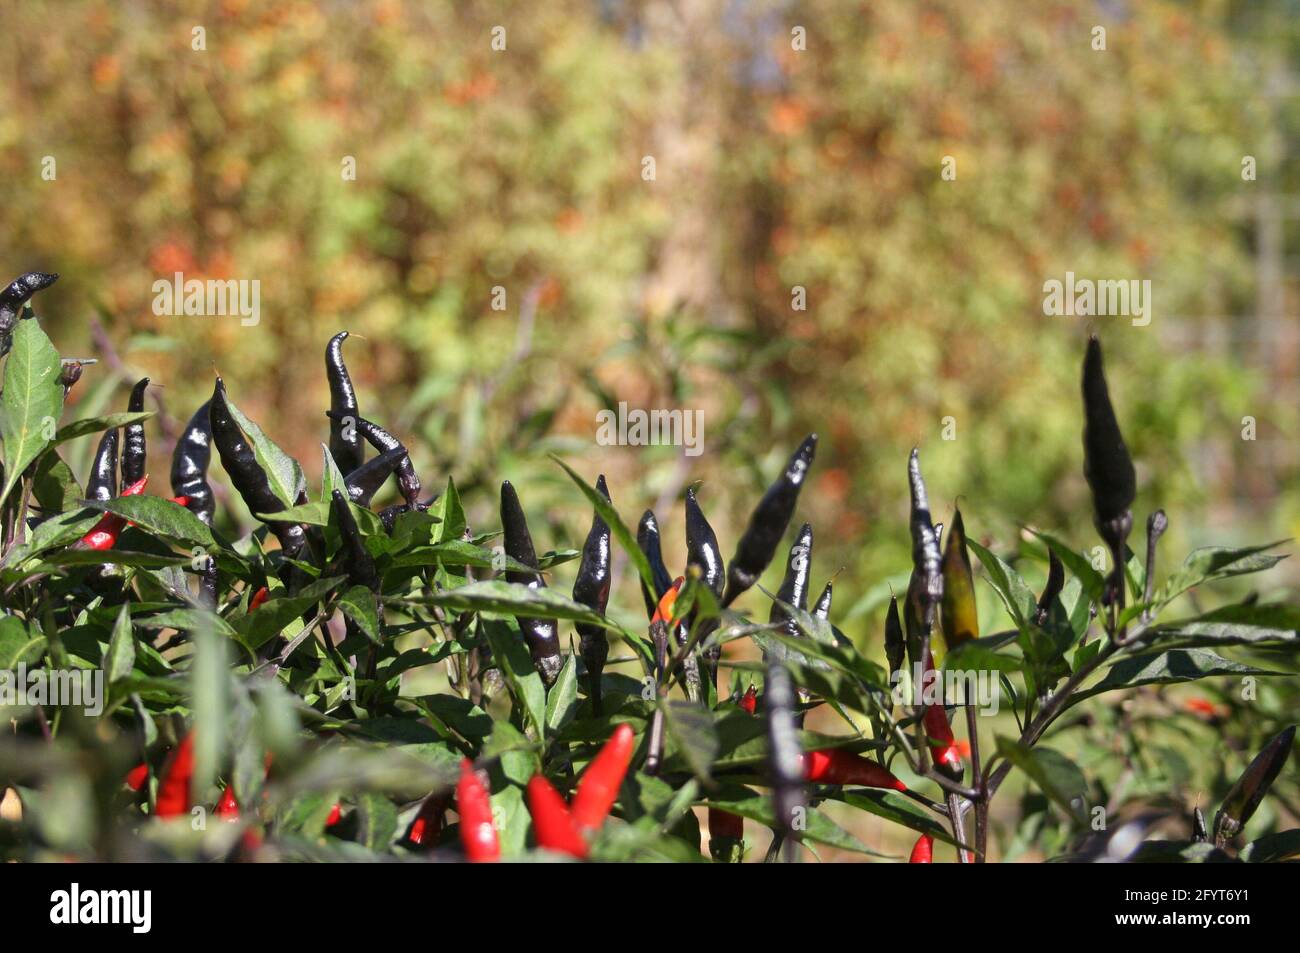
[51, 411, 153, 447]
[224, 392, 306, 507]
[1030, 530, 1107, 603]
[356, 792, 399, 850]
[1070, 649, 1285, 705]
[319, 444, 348, 504]
[831, 789, 963, 848]
[238, 577, 343, 649]
[254, 501, 332, 526]
[994, 738, 1087, 822]
[420, 580, 622, 631]
[104, 604, 136, 684]
[390, 540, 536, 573]
[480, 618, 548, 741]
[0, 616, 46, 668]
[338, 586, 381, 644]
[551, 455, 658, 604]
[431, 476, 465, 544]
[89, 495, 215, 548]
[662, 699, 719, 782]
[137, 608, 237, 640]
[0, 319, 64, 506]
[30, 452, 80, 513]
[966, 539, 1037, 630]
[1143, 603, 1300, 652]
[1159, 543, 1289, 606]
[545, 653, 579, 734]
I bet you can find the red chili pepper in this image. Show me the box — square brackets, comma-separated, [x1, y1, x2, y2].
[923, 703, 963, 777]
[571, 723, 635, 832]
[407, 793, 449, 847]
[326, 802, 342, 827]
[526, 775, 588, 859]
[708, 807, 744, 841]
[909, 833, 933, 863]
[738, 684, 758, 714]
[456, 759, 500, 862]
[124, 762, 149, 792]
[650, 576, 685, 626]
[77, 475, 149, 550]
[249, 586, 270, 612]
[169, 495, 190, 507]
[803, 748, 907, 790]
[215, 786, 240, 820]
[155, 731, 195, 818]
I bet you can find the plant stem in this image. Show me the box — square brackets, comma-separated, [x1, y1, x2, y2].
[966, 703, 987, 861]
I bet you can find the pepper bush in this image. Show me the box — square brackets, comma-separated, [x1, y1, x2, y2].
[0, 279, 1296, 863]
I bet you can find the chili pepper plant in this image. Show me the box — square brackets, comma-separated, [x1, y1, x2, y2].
[0, 272, 1296, 863]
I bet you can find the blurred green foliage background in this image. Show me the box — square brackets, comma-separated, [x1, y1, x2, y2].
[2, 0, 1296, 630]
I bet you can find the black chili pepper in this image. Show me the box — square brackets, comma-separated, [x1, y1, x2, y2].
[572, 474, 613, 712]
[907, 449, 943, 635]
[683, 487, 725, 687]
[1191, 806, 1208, 843]
[326, 410, 422, 506]
[500, 480, 561, 685]
[209, 378, 305, 556]
[1213, 725, 1295, 847]
[122, 377, 150, 484]
[764, 660, 806, 853]
[343, 445, 408, 507]
[0, 271, 58, 357]
[685, 488, 724, 600]
[170, 401, 216, 526]
[812, 582, 832, 621]
[636, 509, 674, 619]
[87, 429, 120, 502]
[884, 594, 905, 679]
[1035, 549, 1065, 625]
[768, 523, 813, 644]
[326, 331, 364, 475]
[1082, 336, 1136, 604]
[722, 434, 817, 607]
[331, 489, 379, 591]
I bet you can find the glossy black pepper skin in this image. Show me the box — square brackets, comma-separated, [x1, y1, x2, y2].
[327, 410, 421, 506]
[343, 445, 408, 507]
[122, 377, 150, 484]
[87, 429, 120, 502]
[326, 332, 364, 475]
[0, 271, 59, 357]
[722, 434, 817, 607]
[636, 509, 674, 620]
[500, 480, 561, 686]
[572, 474, 613, 711]
[170, 400, 215, 525]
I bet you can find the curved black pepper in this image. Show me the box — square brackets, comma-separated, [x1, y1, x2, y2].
[572, 474, 613, 711]
[170, 401, 215, 526]
[209, 378, 305, 557]
[343, 445, 408, 507]
[327, 410, 421, 506]
[768, 522, 814, 644]
[326, 331, 364, 475]
[812, 581, 832, 621]
[122, 377, 150, 484]
[636, 509, 673, 620]
[500, 480, 561, 685]
[907, 448, 943, 634]
[722, 434, 817, 607]
[87, 429, 120, 502]
[0, 271, 59, 357]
